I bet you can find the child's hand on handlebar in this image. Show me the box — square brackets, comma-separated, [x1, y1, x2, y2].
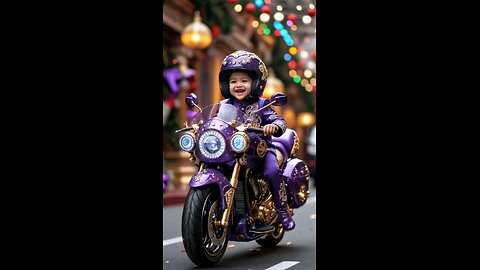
[263, 124, 278, 136]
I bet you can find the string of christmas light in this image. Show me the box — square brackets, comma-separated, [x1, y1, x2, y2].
[229, 0, 316, 92]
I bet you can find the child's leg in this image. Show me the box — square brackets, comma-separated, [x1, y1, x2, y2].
[263, 151, 295, 230]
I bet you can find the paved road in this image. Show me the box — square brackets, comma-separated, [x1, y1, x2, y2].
[163, 183, 317, 269]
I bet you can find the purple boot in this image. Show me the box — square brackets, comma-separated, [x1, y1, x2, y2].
[272, 179, 295, 231]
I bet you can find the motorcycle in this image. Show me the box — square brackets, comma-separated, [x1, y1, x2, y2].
[175, 92, 310, 267]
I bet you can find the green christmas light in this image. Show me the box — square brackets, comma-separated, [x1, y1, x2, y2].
[293, 76, 301, 83]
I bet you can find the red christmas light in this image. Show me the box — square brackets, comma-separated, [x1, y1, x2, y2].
[260, 5, 271, 14]
[212, 24, 220, 39]
[288, 60, 297, 70]
[287, 13, 297, 24]
[228, 0, 237, 5]
[307, 8, 316, 17]
[245, 3, 256, 13]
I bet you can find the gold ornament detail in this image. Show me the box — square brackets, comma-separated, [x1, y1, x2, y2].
[257, 140, 267, 158]
[225, 188, 234, 209]
[279, 181, 287, 202]
[290, 131, 300, 157]
[258, 64, 267, 80]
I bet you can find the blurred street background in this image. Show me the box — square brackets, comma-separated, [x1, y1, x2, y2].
[163, 0, 317, 198]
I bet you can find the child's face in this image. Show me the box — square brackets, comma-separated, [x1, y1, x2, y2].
[229, 71, 252, 101]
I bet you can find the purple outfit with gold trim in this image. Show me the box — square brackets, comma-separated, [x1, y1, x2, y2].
[218, 50, 295, 230]
[220, 97, 295, 230]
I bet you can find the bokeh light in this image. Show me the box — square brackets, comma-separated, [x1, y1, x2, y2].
[293, 75, 301, 83]
[289, 47, 297, 55]
[302, 15, 312, 24]
[260, 13, 270, 23]
[234, 4, 242, 12]
[304, 69, 312, 78]
[274, 12, 284, 21]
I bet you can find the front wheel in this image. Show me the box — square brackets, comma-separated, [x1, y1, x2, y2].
[181, 186, 228, 267]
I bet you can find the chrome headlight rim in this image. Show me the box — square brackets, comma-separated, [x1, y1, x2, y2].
[179, 132, 195, 152]
[198, 130, 226, 159]
[230, 132, 249, 153]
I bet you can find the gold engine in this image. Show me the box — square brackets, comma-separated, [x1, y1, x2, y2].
[245, 169, 294, 226]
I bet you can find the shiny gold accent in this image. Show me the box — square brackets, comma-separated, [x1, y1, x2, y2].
[290, 131, 300, 157]
[257, 140, 267, 158]
[219, 162, 241, 228]
[198, 162, 205, 172]
[230, 120, 238, 128]
[258, 63, 267, 80]
[279, 182, 287, 202]
[192, 124, 200, 134]
[184, 121, 188, 128]
[236, 124, 247, 132]
[275, 149, 284, 166]
[251, 195, 277, 224]
[297, 184, 309, 203]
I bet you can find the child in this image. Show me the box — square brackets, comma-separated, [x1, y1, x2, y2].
[218, 50, 294, 230]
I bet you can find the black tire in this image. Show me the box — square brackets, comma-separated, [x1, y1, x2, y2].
[181, 186, 228, 267]
[255, 225, 285, 247]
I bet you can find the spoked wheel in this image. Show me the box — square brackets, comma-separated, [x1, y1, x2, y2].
[182, 186, 228, 267]
[256, 224, 285, 247]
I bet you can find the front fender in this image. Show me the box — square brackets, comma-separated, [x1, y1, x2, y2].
[189, 168, 232, 210]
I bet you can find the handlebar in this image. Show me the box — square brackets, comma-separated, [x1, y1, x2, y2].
[175, 127, 193, 133]
[246, 127, 264, 134]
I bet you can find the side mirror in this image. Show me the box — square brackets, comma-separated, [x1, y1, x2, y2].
[185, 93, 199, 108]
[271, 92, 288, 106]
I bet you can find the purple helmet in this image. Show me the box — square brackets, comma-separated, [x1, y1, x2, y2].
[219, 50, 269, 99]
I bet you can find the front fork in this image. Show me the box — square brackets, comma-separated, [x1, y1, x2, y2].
[212, 161, 241, 229]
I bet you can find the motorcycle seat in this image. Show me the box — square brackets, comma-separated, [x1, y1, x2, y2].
[272, 128, 297, 158]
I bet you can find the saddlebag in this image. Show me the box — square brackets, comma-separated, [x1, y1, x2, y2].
[282, 158, 310, 208]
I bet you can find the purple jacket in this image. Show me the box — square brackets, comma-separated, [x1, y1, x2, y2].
[220, 97, 287, 145]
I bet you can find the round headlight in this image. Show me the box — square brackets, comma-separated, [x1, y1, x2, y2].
[230, 132, 249, 153]
[199, 130, 226, 159]
[179, 133, 195, 152]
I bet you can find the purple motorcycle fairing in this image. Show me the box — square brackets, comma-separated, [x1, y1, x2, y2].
[282, 158, 310, 208]
[195, 118, 237, 164]
[189, 168, 233, 210]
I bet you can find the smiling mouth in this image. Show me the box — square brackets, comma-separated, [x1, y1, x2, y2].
[234, 89, 246, 93]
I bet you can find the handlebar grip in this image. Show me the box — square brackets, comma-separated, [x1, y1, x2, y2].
[246, 127, 264, 134]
